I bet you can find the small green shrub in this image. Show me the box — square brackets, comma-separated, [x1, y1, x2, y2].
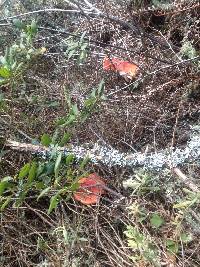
[0, 149, 91, 213]
[124, 225, 160, 266]
[64, 31, 89, 64]
[57, 79, 106, 127]
[180, 41, 197, 59]
[0, 19, 45, 87]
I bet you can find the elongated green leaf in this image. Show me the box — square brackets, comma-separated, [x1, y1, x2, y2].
[54, 152, 62, 179]
[0, 181, 11, 195]
[69, 182, 79, 192]
[18, 163, 31, 179]
[173, 198, 198, 209]
[91, 88, 97, 98]
[65, 114, 76, 125]
[48, 195, 60, 214]
[28, 161, 37, 183]
[79, 156, 90, 170]
[0, 196, 12, 211]
[68, 49, 76, 59]
[37, 187, 51, 201]
[14, 190, 27, 207]
[30, 20, 37, 35]
[80, 31, 87, 43]
[57, 117, 67, 126]
[72, 104, 79, 116]
[79, 50, 87, 63]
[97, 79, 105, 97]
[59, 132, 71, 146]
[1, 176, 13, 182]
[41, 133, 52, 147]
[80, 42, 88, 51]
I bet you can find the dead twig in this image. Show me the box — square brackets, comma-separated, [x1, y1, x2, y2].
[173, 167, 199, 193]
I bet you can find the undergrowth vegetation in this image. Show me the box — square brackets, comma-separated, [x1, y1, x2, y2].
[0, 0, 200, 266]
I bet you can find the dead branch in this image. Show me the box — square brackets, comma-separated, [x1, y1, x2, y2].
[5, 127, 200, 170]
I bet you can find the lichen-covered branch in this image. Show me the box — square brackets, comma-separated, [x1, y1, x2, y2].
[5, 128, 200, 170]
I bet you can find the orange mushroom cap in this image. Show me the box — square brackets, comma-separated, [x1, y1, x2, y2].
[103, 57, 139, 79]
[73, 173, 106, 205]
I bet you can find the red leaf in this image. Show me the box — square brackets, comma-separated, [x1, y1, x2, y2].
[103, 57, 139, 80]
[73, 173, 105, 205]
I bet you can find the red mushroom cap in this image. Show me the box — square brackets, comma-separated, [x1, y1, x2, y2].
[73, 173, 105, 205]
[103, 56, 139, 80]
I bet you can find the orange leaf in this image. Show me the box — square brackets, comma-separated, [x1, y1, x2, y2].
[103, 57, 139, 80]
[73, 173, 105, 205]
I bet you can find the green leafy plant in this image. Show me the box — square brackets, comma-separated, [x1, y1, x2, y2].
[0, 19, 45, 86]
[165, 239, 179, 254]
[57, 80, 106, 127]
[151, 0, 172, 9]
[124, 225, 160, 266]
[150, 213, 165, 229]
[0, 150, 90, 214]
[65, 31, 89, 64]
[123, 170, 160, 195]
[180, 41, 197, 60]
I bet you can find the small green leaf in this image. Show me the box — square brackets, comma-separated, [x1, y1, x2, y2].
[14, 190, 27, 207]
[57, 117, 67, 126]
[48, 194, 60, 214]
[0, 67, 11, 78]
[166, 239, 179, 254]
[41, 133, 52, 147]
[18, 163, 31, 179]
[84, 97, 96, 108]
[0, 55, 7, 65]
[12, 19, 25, 29]
[150, 213, 164, 229]
[65, 154, 75, 165]
[51, 129, 59, 144]
[90, 88, 97, 98]
[37, 187, 51, 201]
[180, 233, 193, 244]
[69, 182, 79, 192]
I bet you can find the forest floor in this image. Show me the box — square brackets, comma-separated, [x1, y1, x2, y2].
[0, 0, 200, 266]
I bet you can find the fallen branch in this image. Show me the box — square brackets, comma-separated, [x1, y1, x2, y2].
[5, 128, 200, 170]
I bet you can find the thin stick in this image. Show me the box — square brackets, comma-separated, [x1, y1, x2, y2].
[173, 167, 199, 192]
